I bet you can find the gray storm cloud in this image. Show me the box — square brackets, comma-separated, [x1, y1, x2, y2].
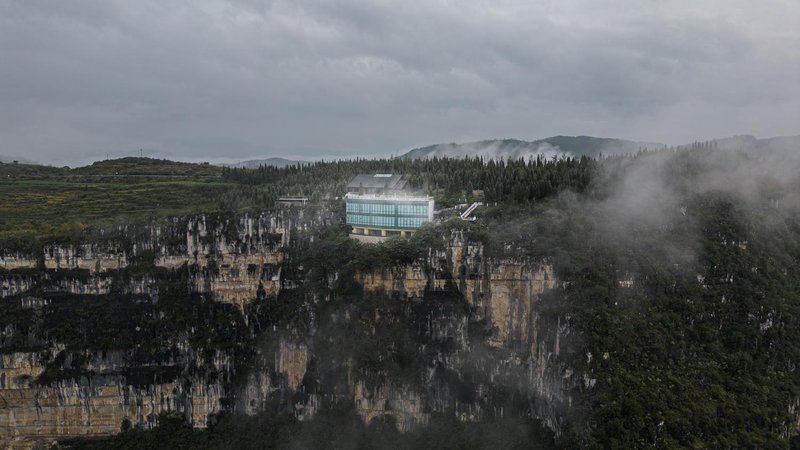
[0, 0, 798, 165]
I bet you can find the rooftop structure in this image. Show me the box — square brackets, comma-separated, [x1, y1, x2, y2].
[346, 173, 408, 195]
[277, 196, 309, 207]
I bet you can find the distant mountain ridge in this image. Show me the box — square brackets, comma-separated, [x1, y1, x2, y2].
[713, 135, 800, 152]
[4, 135, 798, 169]
[224, 157, 307, 169]
[0, 155, 36, 164]
[400, 136, 666, 160]
[401, 134, 800, 161]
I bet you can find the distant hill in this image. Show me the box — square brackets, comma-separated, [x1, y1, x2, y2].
[73, 157, 221, 176]
[0, 160, 67, 177]
[401, 136, 665, 160]
[0, 155, 37, 164]
[1, 157, 223, 178]
[713, 135, 800, 152]
[224, 158, 307, 169]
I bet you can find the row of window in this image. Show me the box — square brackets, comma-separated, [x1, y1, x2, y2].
[346, 201, 430, 217]
[397, 217, 426, 228]
[347, 213, 427, 229]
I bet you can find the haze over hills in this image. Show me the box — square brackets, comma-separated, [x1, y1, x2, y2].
[400, 136, 666, 161]
[713, 135, 800, 152]
[400, 134, 800, 161]
[0, 155, 37, 164]
[2, 134, 798, 169]
[223, 157, 307, 169]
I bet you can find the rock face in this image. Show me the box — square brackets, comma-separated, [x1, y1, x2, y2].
[353, 380, 428, 431]
[44, 245, 128, 273]
[356, 264, 428, 298]
[1, 379, 223, 439]
[235, 230, 574, 434]
[2, 214, 294, 306]
[1, 215, 577, 447]
[0, 255, 38, 271]
[276, 341, 309, 391]
[1, 353, 44, 389]
[0, 211, 325, 448]
[0, 349, 224, 449]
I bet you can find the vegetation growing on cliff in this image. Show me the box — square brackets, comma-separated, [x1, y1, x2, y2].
[488, 148, 800, 447]
[4, 143, 800, 448]
[0, 266, 252, 387]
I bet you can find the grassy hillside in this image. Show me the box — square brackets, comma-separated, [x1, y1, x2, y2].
[0, 161, 69, 177]
[73, 157, 222, 177]
[0, 158, 231, 251]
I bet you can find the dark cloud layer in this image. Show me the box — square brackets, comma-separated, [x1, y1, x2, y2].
[1, 0, 798, 165]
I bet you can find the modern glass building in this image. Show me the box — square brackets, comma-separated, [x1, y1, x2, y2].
[344, 174, 434, 241]
[346, 195, 433, 229]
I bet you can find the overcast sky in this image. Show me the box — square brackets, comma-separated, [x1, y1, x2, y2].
[1, 0, 798, 165]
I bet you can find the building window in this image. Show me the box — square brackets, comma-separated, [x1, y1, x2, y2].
[347, 198, 430, 230]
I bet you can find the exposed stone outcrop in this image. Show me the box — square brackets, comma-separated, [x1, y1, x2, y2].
[0, 212, 321, 447]
[0, 213, 314, 306]
[0, 349, 225, 448]
[44, 245, 127, 273]
[356, 264, 428, 299]
[0, 353, 44, 390]
[0, 255, 37, 271]
[230, 230, 574, 437]
[0, 276, 35, 299]
[1, 218, 576, 446]
[0, 379, 223, 443]
[790, 398, 800, 439]
[277, 341, 308, 392]
[353, 380, 428, 431]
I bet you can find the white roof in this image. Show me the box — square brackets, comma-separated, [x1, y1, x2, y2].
[345, 193, 432, 202]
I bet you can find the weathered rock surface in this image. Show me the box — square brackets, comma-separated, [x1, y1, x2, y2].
[1, 218, 576, 447]
[237, 231, 574, 435]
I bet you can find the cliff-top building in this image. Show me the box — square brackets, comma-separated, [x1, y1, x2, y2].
[345, 174, 434, 242]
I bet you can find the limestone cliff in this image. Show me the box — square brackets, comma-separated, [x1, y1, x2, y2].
[0, 211, 326, 448]
[235, 230, 575, 436]
[1, 216, 578, 447]
[0, 349, 225, 449]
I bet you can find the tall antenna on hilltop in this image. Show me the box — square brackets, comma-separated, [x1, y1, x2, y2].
[140, 148, 143, 158]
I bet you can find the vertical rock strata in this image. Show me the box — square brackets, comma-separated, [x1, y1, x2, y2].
[1, 217, 578, 446]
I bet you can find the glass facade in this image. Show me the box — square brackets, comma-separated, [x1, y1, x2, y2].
[346, 197, 432, 230]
